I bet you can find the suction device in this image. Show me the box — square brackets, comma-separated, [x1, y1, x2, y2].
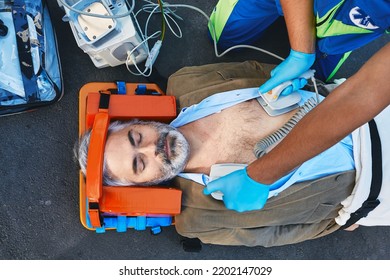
[257, 69, 315, 116]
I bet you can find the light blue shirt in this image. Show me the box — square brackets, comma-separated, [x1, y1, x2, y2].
[170, 88, 355, 197]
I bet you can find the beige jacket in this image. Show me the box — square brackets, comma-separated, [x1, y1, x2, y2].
[167, 61, 355, 247]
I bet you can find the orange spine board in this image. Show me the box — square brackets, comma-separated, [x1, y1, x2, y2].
[100, 187, 182, 215]
[78, 82, 182, 230]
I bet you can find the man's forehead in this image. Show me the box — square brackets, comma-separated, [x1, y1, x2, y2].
[122, 121, 158, 129]
[109, 121, 153, 134]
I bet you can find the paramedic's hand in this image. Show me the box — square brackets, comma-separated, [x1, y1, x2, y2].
[203, 168, 271, 212]
[259, 49, 315, 96]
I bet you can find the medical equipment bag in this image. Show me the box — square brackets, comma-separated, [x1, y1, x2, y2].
[0, 0, 63, 116]
[78, 81, 181, 234]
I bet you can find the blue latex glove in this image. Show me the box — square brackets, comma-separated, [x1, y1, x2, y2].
[258, 49, 315, 96]
[203, 168, 273, 212]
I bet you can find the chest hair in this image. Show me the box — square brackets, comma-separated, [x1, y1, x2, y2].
[179, 100, 293, 174]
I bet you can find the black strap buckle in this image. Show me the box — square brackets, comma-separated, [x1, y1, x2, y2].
[89, 202, 104, 227]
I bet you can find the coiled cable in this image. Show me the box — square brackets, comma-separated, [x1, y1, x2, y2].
[253, 97, 318, 158]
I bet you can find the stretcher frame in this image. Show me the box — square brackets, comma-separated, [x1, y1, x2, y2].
[78, 82, 182, 233]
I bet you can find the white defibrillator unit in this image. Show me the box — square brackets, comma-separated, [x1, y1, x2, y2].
[58, 0, 147, 68]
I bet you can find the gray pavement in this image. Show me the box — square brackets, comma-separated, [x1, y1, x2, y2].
[1, 1, 389, 260]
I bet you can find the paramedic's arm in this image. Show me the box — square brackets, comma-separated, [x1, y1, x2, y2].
[280, 0, 316, 54]
[258, 0, 316, 94]
[248, 42, 390, 184]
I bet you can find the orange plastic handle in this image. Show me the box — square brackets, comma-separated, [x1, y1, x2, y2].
[86, 93, 177, 129]
[86, 112, 110, 227]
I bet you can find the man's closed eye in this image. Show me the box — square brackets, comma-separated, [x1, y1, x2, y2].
[132, 154, 145, 174]
[128, 129, 142, 147]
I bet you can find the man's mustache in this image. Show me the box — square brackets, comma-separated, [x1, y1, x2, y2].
[156, 132, 172, 164]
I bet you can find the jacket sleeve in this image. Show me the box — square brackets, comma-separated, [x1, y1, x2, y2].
[181, 221, 340, 247]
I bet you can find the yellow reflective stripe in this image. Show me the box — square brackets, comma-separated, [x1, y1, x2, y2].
[317, 19, 374, 38]
[208, 0, 239, 42]
[326, 51, 352, 82]
[316, 1, 344, 27]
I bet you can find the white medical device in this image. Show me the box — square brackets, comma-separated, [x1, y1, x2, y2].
[208, 163, 248, 200]
[257, 69, 316, 116]
[58, 0, 147, 68]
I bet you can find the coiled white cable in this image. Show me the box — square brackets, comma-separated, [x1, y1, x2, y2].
[253, 97, 318, 158]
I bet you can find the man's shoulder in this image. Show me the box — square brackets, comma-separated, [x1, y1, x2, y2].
[166, 61, 274, 109]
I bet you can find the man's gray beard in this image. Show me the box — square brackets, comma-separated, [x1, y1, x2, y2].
[144, 122, 190, 185]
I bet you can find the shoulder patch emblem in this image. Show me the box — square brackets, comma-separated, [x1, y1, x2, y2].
[349, 7, 379, 30]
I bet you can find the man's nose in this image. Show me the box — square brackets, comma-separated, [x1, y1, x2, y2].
[137, 143, 158, 157]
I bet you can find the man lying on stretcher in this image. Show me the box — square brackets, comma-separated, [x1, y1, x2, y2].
[75, 62, 389, 247]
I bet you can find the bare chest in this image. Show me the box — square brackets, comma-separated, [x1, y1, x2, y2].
[181, 100, 280, 173]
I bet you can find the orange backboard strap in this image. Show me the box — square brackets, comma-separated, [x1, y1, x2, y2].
[86, 92, 110, 228]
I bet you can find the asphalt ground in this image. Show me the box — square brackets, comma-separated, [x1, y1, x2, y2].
[0, 0, 389, 261]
